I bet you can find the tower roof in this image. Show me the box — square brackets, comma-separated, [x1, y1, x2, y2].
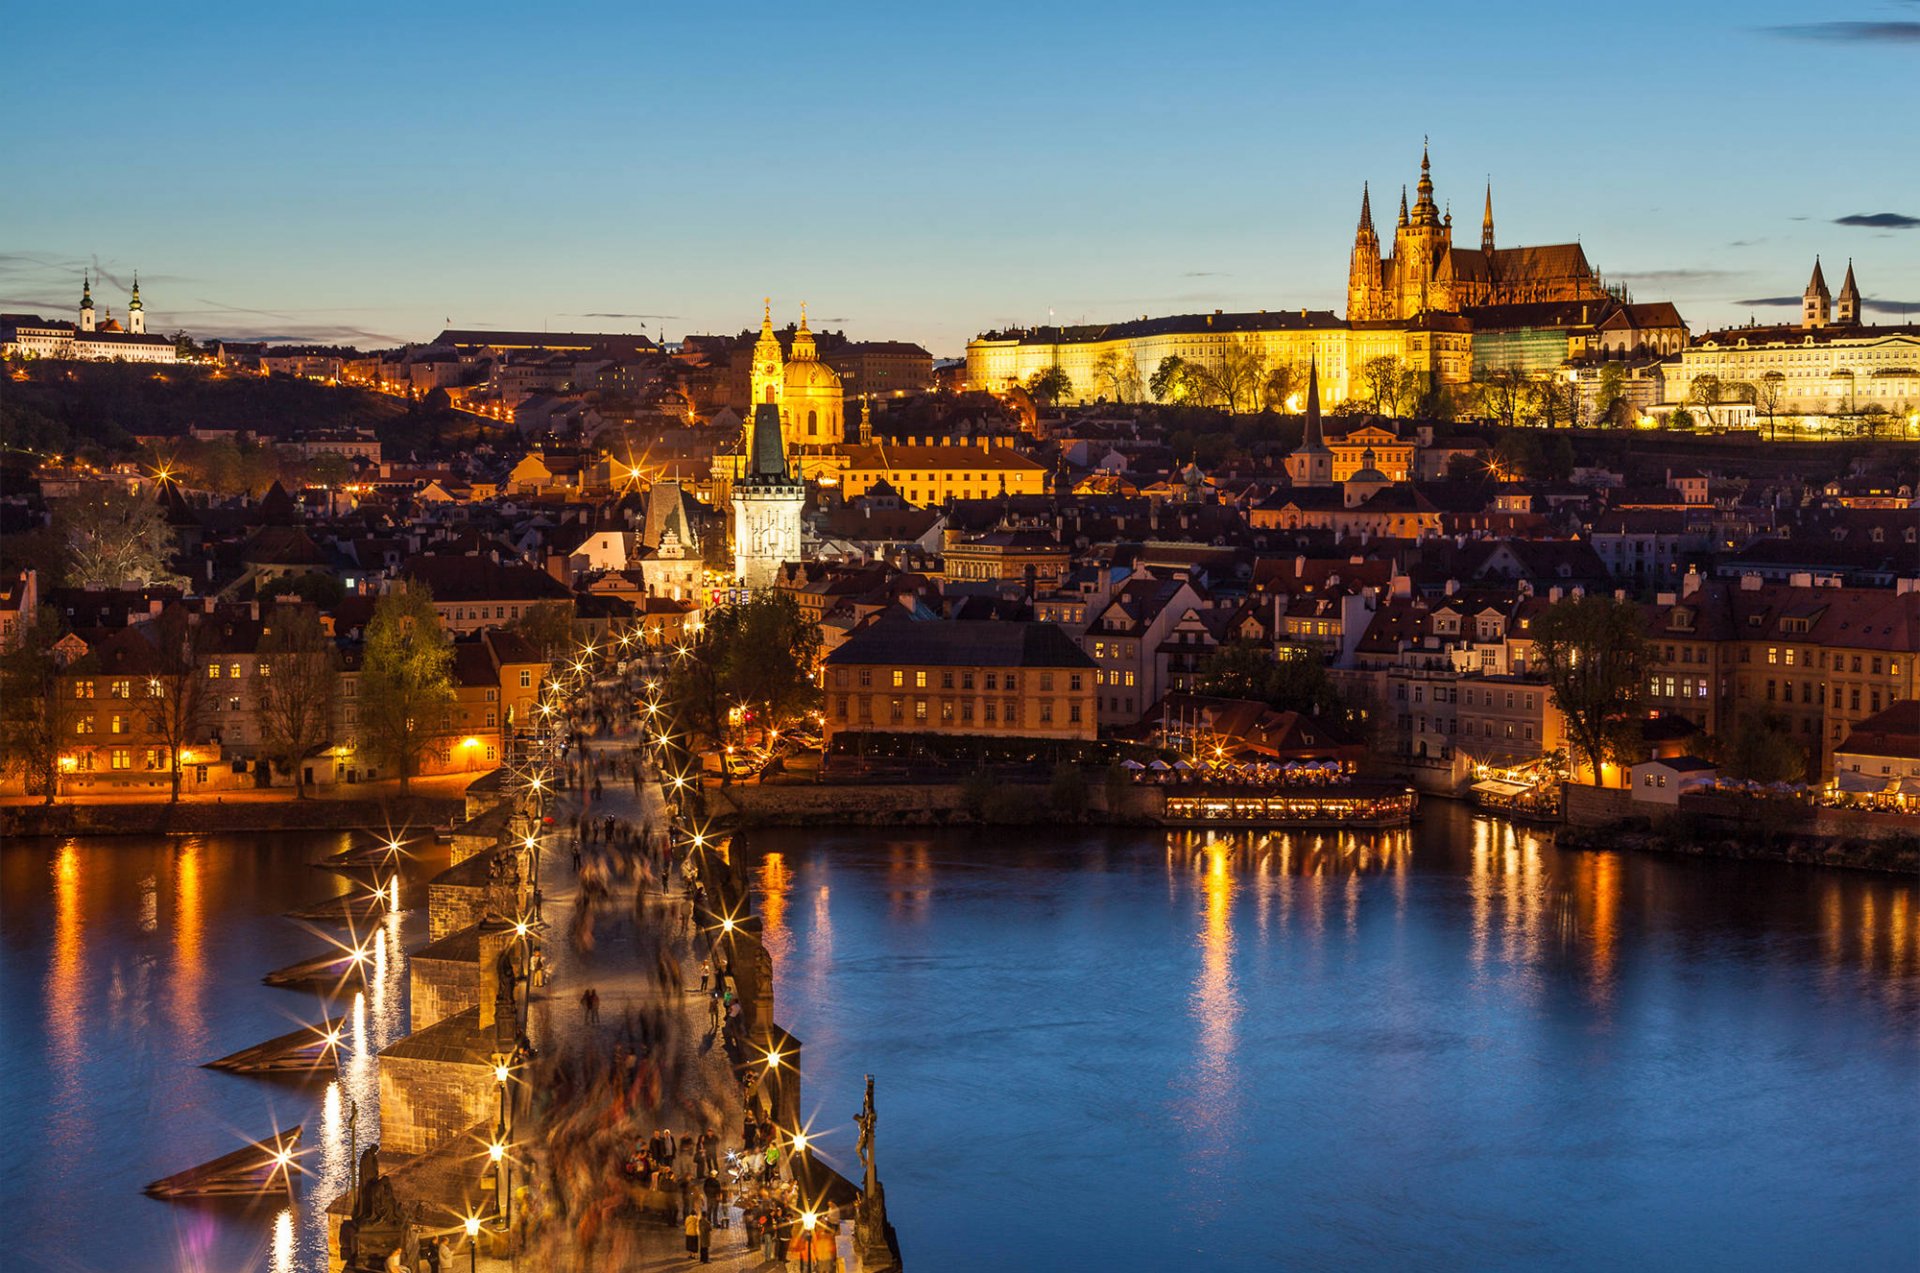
[128, 271, 143, 311]
[1358, 183, 1376, 238]
[1838, 259, 1861, 302]
[80, 273, 93, 308]
[1294, 360, 1329, 455]
[1482, 183, 1493, 229]
[1805, 257, 1829, 298]
[746, 403, 790, 481]
[1397, 186, 1409, 228]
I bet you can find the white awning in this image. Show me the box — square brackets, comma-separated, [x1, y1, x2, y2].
[1472, 779, 1530, 798]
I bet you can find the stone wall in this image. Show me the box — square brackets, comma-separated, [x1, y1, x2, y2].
[0, 795, 463, 839]
[1561, 782, 1636, 828]
[713, 777, 1164, 826]
[377, 1009, 501, 1158]
[428, 882, 487, 943]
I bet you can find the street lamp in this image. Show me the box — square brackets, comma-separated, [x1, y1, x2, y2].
[463, 1214, 481, 1272]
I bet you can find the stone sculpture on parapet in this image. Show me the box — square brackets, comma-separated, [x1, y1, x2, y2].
[854, 1074, 904, 1271]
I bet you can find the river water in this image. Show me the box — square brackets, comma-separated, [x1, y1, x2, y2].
[3, 810, 1914, 1271]
[743, 804, 1919, 1272]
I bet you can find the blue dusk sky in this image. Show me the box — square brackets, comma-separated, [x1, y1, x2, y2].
[3, 1, 1916, 356]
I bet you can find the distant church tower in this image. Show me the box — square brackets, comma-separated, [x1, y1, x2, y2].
[1347, 184, 1384, 322]
[732, 403, 804, 590]
[1802, 258, 1831, 330]
[1835, 260, 1861, 326]
[79, 274, 96, 332]
[1481, 183, 1495, 255]
[128, 272, 145, 335]
[749, 299, 785, 411]
[1285, 362, 1333, 488]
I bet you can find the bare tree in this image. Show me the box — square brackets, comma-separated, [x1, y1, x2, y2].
[1756, 371, 1786, 440]
[140, 608, 213, 804]
[1092, 350, 1142, 403]
[1477, 366, 1528, 429]
[255, 604, 340, 798]
[1198, 338, 1267, 414]
[54, 483, 181, 589]
[1688, 373, 1723, 428]
[0, 608, 73, 805]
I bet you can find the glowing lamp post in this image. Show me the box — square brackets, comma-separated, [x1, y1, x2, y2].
[463, 1214, 481, 1271]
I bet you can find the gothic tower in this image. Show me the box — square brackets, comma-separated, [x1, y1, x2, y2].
[79, 273, 96, 332]
[1835, 260, 1861, 326]
[1285, 361, 1333, 488]
[732, 403, 804, 590]
[1802, 258, 1831, 330]
[1481, 184, 1495, 255]
[1347, 183, 1384, 321]
[128, 272, 145, 335]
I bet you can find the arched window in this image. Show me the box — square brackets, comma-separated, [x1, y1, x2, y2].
[807, 410, 818, 436]
[764, 385, 775, 403]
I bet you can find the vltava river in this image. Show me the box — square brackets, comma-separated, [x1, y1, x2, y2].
[746, 804, 1918, 1271]
[2, 810, 1914, 1270]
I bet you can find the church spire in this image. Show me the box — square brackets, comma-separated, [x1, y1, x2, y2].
[1802, 257, 1831, 330]
[1397, 185, 1409, 228]
[791, 300, 817, 361]
[1481, 183, 1495, 254]
[1411, 139, 1438, 226]
[1836, 259, 1861, 325]
[1302, 359, 1326, 450]
[1358, 183, 1375, 237]
[858, 394, 873, 444]
[79, 272, 95, 332]
[128, 271, 146, 334]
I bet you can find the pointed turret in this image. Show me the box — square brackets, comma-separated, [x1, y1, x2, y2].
[1802, 257, 1831, 329]
[791, 301, 817, 361]
[1286, 360, 1333, 488]
[1397, 186, 1409, 229]
[1836, 259, 1861, 325]
[1481, 183, 1495, 254]
[79, 272, 96, 332]
[1358, 183, 1377, 241]
[128, 271, 146, 334]
[747, 403, 789, 480]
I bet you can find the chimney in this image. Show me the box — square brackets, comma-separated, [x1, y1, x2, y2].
[1682, 568, 1702, 599]
[1548, 585, 1563, 603]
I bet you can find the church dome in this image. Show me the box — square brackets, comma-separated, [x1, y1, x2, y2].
[784, 357, 841, 393]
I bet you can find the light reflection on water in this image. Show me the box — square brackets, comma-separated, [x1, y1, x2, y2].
[2, 830, 433, 1272]
[747, 806, 1920, 1272]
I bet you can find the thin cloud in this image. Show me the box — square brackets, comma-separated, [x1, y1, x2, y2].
[1767, 21, 1920, 42]
[1727, 238, 1765, 248]
[1181, 271, 1228, 278]
[1735, 296, 1800, 307]
[1836, 212, 1919, 229]
[1614, 269, 1741, 285]
[1865, 297, 1920, 314]
[578, 312, 682, 320]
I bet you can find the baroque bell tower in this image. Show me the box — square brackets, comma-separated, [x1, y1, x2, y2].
[749, 298, 784, 410]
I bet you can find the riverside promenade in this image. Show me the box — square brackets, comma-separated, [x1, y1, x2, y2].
[479, 732, 858, 1271]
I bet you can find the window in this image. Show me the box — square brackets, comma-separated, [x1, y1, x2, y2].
[111, 748, 131, 770]
[520, 670, 533, 688]
[889, 698, 903, 723]
[1041, 673, 1054, 692]
[1039, 701, 1054, 724]
[941, 671, 954, 689]
[1124, 671, 1134, 687]
[835, 696, 848, 719]
[1005, 675, 1018, 692]
[486, 688, 497, 702]
[111, 679, 131, 698]
[74, 680, 96, 699]
[111, 715, 124, 735]
[914, 699, 928, 721]
[144, 748, 162, 770]
[859, 669, 872, 687]
[485, 711, 497, 728]
[961, 701, 974, 722]
[229, 663, 241, 679]
[985, 673, 998, 691]
[1069, 673, 1082, 692]
[962, 672, 974, 690]
[984, 701, 997, 723]
[940, 701, 954, 723]
[208, 663, 221, 679]
[75, 718, 94, 735]
[892, 670, 905, 688]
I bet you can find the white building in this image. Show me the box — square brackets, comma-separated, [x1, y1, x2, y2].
[2, 273, 177, 363]
[732, 404, 804, 590]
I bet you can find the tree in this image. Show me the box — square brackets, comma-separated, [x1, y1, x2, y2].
[358, 583, 457, 793]
[1688, 374, 1723, 428]
[1091, 350, 1142, 404]
[1667, 406, 1696, 431]
[717, 591, 822, 732]
[1196, 640, 1345, 720]
[1197, 338, 1267, 414]
[140, 608, 213, 804]
[0, 607, 71, 804]
[1261, 363, 1301, 412]
[54, 483, 180, 589]
[255, 604, 341, 798]
[1476, 366, 1529, 429]
[1048, 762, 1088, 819]
[510, 600, 580, 661]
[1025, 366, 1072, 406]
[1150, 356, 1194, 404]
[1594, 362, 1628, 424]
[1531, 594, 1649, 787]
[1756, 372, 1786, 440]
[1716, 711, 1806, 784]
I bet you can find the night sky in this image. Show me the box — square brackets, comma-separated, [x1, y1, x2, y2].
[4, 1, 1916, 354]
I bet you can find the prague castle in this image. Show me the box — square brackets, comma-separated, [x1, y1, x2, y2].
[966, 145, 1646, 405]
[1346, 145, 1608, 321]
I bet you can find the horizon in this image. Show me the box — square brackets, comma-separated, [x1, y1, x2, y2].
[3, 2, 1916, 357]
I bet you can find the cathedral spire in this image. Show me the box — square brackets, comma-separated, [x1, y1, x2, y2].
[1397, 186, 1409, 228]
[1481, 183, 1495, 254]
[1836, 258, 1861, 325]
[1358, 182, 1375, 237]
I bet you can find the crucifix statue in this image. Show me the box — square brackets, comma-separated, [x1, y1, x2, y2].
[854, 1073, 877, 1195]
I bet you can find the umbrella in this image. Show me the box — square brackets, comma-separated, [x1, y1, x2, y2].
[1121, 759, 1145, 771]
[1148, 759, 1171, 771]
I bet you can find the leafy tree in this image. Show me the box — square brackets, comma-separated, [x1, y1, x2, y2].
[0, 607, 71, 804]
[358, 583, 457, 792]
[254, 604, 341, 798]
[669, 592, 821, 764]
[1687, 374, 1723, 428]
[140, 607, 214, 803]
[1149, 356, 1194, 404]
[1667, 406, 1696, 431]
[54, 484, 180, 589]
[1531, 594, 1649, 787]
[1261, 363, 1301, 412]
[510, 600, 580, 661]
[1361, 356, 1421, 417]
[1048, 762, 1088, 819]
[1025, 366, 1072, 406]
[1594, 361, 1628, 423]
[1196, 640, 1345, 720]
[1715, 710, 1806, 784]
